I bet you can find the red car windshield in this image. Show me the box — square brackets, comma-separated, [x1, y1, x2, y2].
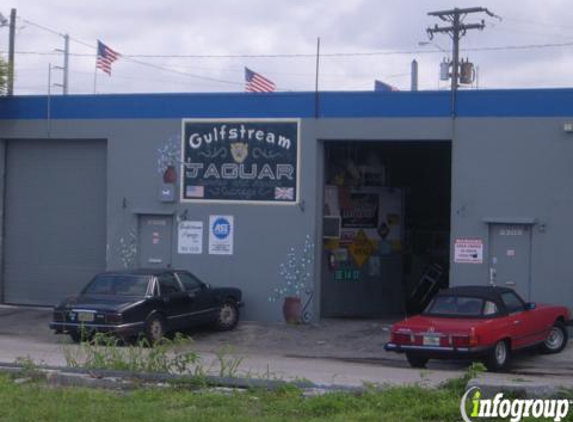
[424, 295, 487, 317]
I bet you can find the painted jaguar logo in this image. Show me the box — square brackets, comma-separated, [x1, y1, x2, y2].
[230, 142, 249, 163]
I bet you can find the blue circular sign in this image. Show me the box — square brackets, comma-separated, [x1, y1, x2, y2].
[212, 217, 231, 240]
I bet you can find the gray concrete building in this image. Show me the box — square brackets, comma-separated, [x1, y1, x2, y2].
[0, 89, 572, 321]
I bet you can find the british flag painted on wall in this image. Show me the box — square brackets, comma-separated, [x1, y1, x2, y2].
[274, 187, 294, 200]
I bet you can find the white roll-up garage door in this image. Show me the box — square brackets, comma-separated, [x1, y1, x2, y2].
[3, 139, 107, 305]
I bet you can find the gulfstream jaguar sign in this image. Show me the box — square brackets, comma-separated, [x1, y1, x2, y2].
[181, 119, 300, 204]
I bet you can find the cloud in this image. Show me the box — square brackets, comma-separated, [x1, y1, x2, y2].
[4, 0, 573, 94]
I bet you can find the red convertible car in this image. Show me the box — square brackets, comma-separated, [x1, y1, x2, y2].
[385, 286, 571, 371]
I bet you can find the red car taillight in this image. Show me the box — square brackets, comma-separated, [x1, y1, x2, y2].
[392, 332, 412, 344]
[469, 327, 479, 346]
[452, 330, 479, 348]
[452, 336, 471, 347]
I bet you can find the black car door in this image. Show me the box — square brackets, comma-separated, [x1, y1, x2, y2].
[175, 271, 219, 325]
[157, 272, 193, 331]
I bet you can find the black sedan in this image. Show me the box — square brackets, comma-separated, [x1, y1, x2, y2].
[49, 269, 243, 344]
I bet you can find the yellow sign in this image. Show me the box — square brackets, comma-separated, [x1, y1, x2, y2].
[323, 239, 340, 251]
[349, 230, 376, 268]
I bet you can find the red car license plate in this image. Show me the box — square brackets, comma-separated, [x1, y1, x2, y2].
[423, 335, 440, 346]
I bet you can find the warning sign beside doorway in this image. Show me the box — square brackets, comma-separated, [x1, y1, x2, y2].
[349, 229, 376, 268]
[454, 238, 483, 264]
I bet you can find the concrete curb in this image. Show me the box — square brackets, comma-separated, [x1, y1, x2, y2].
[0, 362, 363, 393]
[467, 376, 573, 398]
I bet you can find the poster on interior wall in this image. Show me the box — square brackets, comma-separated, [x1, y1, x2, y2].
[337, 187, 403, 251]
[324, 185, 340, 215]
[178, 221, 203, 254]
[454, 238, 483, 264]
[208, 215, 234, 255]
[181, 119, 300, 204]
[341, 193, 379, 228]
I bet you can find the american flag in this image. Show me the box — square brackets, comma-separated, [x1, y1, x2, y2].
[96, 40, 120, 76]
[374, 80, 399, 92]
[245, 67, 276, 93]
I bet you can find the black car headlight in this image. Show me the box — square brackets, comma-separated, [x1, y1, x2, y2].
[105, 313, 123, 324]
[53, 311, 65, 322]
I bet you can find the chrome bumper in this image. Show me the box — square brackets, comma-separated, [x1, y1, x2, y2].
[384, 342, 492, 356]
[49, 321, 144, 335]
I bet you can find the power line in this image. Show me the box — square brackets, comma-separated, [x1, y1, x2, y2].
[121, 56, 244, 87]
[18, 17, 64, 37]
[502, 16, 573, 32]
[488, 25, 573, 39]
[6, 39, 573, 61]
[17, 15, 244, 88]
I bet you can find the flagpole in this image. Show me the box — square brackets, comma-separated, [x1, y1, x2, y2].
[314, 37, 321, 119]
[93, 45, 98, 94]
[93, 65, 98, 94]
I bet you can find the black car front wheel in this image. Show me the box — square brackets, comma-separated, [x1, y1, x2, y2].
[69, 331, 82, 344]
[69, 327, 94, 344]
[145, 315, 167, 345]
[214, 301, 239, 331]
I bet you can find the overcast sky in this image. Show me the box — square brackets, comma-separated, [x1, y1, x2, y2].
[3, 0, 573, 95]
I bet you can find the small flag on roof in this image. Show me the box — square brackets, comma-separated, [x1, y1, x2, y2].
[96, 40, 121, 76]
[374, 80, 399, 92]
[245, 67, 276, 93]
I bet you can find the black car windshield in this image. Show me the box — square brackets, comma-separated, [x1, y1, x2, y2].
[83, 275, 150, 297]
[424, 295, 486, 317]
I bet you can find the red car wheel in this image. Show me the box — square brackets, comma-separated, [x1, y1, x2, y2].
[540, 321, 568, 354]
[485, 339, 510, 371]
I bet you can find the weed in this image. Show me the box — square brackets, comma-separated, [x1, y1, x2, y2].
[213, 345, 244, 378]
[13, 355, 44, 380]
[440, 361, 487, 394]
[63, 332, 200, 374]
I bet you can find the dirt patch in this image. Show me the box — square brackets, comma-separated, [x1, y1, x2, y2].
[188, 319, 396, 360]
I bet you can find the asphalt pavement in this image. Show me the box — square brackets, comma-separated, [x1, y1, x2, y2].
[1, 305, 573, 389]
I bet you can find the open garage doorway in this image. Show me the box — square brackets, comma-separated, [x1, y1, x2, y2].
[320, 140, 451, 318]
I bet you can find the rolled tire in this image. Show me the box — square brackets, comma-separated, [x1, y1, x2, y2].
[214, 301, 239, 331]
[540, 321, 568, 354]
[485, 339, 510, 372]
[144, 315, 166, 345]
[406, 353, 428, 368]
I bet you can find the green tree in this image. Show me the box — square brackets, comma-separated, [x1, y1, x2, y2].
[0, 58, 7, 95]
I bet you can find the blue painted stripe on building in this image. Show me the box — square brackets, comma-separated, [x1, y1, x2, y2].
[1, 89, 573, 120]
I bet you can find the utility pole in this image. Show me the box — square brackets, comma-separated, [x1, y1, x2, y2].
[7, 8, 16, 95]
[426, 7, 496, 114]
[62, 34, 69, 95]
[55, 34, 70, 94]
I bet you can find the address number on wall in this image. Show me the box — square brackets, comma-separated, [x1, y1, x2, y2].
[499, 228, 524, 236]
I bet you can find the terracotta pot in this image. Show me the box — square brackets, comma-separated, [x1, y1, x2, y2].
[163, 165, 177, 184]
[283, 296, 302, 324]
